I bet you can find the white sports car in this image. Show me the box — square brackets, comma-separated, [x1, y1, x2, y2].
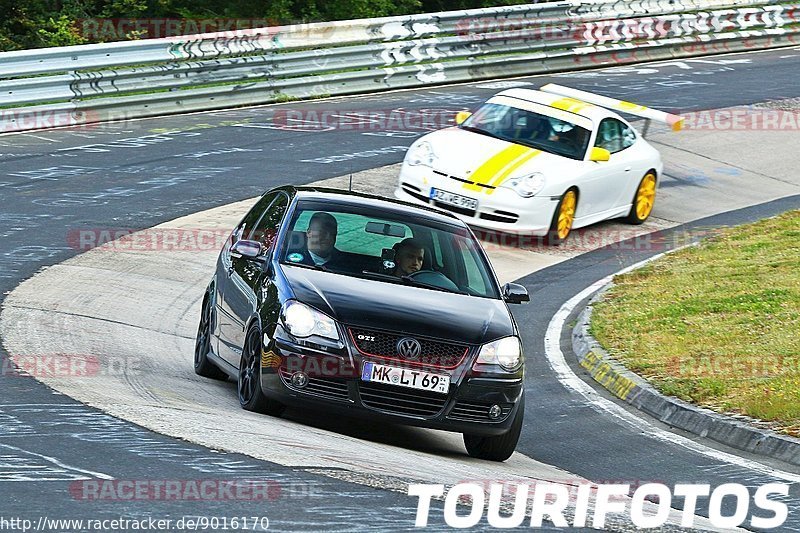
[395, 84, 682, 244]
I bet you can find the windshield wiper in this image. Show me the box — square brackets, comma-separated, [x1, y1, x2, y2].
[401, 274, 469, 295]
[359, 270, 462, 295]
[359, 270, 404, 284]
[461, 125, 506, 142]
[400, 275, 454, 293]
[287, 262, 329, 272]
[514, 138, 549, 151]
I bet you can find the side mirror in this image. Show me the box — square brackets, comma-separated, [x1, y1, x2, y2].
[455, 111, 472, 126]
[502, 282, 529, 304]
[589, 147, 611, 162]
[231, 239, 265, 261]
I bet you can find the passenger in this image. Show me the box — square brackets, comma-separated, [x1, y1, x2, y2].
[392, 238, 425, 277]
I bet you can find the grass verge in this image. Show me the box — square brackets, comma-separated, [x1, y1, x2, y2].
[590, 210, 800, 437]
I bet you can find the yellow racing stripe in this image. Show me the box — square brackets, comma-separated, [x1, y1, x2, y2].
[617, 100, 648, 113]
[486, 149, 542, 194]
[550, 97, 590, 114]
[463, 145, 542, 195]
[463, 145, 530, 193]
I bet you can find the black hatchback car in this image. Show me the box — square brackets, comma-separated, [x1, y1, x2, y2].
[194, 187, 529, 461]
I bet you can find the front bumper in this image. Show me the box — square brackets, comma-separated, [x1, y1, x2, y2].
[261, 332, 524, 437]
[395, 161, 558, 236]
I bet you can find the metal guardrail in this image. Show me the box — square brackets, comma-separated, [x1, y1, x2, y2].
[0, 0, 798, 133]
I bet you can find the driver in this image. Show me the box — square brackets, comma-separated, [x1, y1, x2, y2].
[392, 238, 425, 277]
[305, 212, 343, 266]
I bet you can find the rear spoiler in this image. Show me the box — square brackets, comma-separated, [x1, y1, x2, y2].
[540, 83, 684, 132]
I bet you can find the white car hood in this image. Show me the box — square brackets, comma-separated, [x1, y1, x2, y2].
[425, 127, 583, 184]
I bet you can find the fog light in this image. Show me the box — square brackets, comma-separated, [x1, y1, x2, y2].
[291, 372, 308, 389]
[488, 404, 502, 420]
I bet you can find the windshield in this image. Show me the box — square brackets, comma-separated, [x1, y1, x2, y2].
[462, 102, 591, 160]
[279, 201, 500, 299]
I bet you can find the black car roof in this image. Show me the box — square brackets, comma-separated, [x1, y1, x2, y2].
[279, 186, 464, 226]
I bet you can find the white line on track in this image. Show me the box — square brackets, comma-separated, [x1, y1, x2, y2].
[544, 255, 800, 484]
[20, 134, 61, 143]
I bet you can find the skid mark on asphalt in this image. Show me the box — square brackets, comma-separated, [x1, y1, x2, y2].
[660, 163, 746, 189]
[652, 139, 799, 188]
[696, 464, 800, 530]
[0, 442, 113, 481]
[0, 412, 35, 436]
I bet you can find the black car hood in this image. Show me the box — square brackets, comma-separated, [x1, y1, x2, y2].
[280, 265, 514, 345]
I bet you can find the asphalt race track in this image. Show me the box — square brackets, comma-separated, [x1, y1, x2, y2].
[1, 47, 800, 530]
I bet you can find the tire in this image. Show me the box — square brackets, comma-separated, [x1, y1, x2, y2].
[625, 171, 657, 225]
[545, 189, 578, 246]
[463, 397, 524, 462]
[194, 295, 227, 380]
[238, 326, 285, 416]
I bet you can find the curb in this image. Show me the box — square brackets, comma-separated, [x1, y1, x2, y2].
[572, 287, 800, 468]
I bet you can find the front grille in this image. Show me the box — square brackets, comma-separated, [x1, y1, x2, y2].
[401, 183, 430, 203]
[445, 174, 496, 190]
[349, 328, 468, 369]
[446, 175, 473, 185]
[279, 368, 350, 401]
[448, 401, 513, 423]
[359, 381, 448, 417]
[432, 201, 476, 217]
[479, 210, 519, 224]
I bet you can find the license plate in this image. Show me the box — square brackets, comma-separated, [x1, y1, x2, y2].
[361, 362, 449, 394]
[430, 188, 478, 211]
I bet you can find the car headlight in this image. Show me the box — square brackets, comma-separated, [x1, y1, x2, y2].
[475, 336, 522, 371]
[406, 141, 437, 167]
[503, 172, 546, 198]
[281, 300, 339, 340]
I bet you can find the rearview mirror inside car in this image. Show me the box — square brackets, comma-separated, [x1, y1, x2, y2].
[365, 221, 406, 238]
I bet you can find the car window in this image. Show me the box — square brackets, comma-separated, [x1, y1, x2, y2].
[462, 102, 592, 161]
[249, 192, 289, 248]
[595, 118, 633, 154]
[230, 192, 278, 247]
[291, 210, 410, 257]
[620, 122, 636, 150]
[280, 201, 500, 299]
[458, 238, 488, 295]
[430, 231, 444, 270]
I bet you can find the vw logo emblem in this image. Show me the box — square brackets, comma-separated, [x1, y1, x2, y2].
[396, 337, 422, 360]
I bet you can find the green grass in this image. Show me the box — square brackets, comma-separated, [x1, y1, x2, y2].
[590, 210, 800, 437]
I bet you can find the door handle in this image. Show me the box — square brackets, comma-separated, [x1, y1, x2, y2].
[624, 166, 632, 172]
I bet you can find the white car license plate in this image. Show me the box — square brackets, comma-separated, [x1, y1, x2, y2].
[361, 362, 449, 394]
[430, 188, 478, 211]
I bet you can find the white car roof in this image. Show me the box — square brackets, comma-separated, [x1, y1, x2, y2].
[494, 88, 617, 125]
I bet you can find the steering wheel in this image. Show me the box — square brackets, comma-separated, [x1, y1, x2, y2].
[556, 135, 578, 150]
[405, 270, 460, 292]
